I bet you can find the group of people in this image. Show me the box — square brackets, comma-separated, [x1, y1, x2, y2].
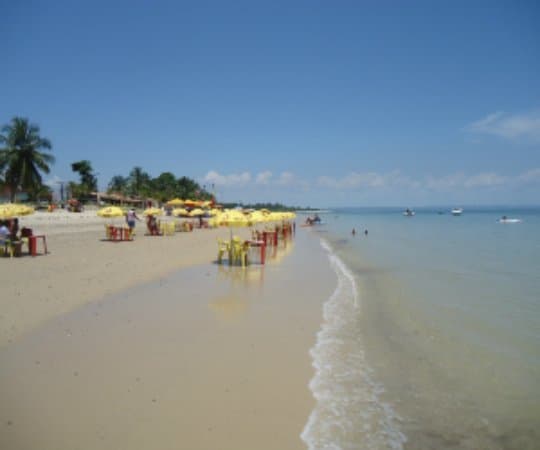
[351, 228, 368, 236]
[304, 214, 321, 226]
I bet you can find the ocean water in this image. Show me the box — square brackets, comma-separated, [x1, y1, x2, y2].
[301, 207, 540, 450]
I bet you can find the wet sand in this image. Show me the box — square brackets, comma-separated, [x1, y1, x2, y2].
[0, 223, 335, 449]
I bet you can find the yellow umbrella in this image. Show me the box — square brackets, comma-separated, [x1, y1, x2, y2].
[216, 209, 251, 226]
[172, 208, 189, 217]
[16, 204, 35, 216]
[97, 206, 125, 218]
[265, 212, 283, 222]
[166, 198, 184, 206]
[188, 208, 205, 217]
[143, 207, 163, 216]
[247, 210, 268, 223]
[0, 203, 35, 219]
[209, 208, 221, 216]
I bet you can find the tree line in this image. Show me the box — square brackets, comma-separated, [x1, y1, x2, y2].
[0, 117, 212, 204]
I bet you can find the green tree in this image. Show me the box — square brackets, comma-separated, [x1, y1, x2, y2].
[128, 166, 151, 197]
[0, 117, 55, 202]
[177, 176, 201, 199]
[107, 175, 129, 194]
[152, 172, 178, 202]
[71, 160, 97, 198]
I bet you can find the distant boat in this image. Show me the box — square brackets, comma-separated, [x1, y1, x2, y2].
[451, 208, 463, 216]
[403, 208, 415, 217]
[498, 216, 521, 224]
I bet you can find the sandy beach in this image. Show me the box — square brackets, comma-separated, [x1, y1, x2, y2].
[0, 210, 334, 449]
[0, 210, 252, 347]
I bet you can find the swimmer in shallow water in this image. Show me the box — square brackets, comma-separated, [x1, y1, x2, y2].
[364, 229, 368, 236]
[352, 228, 356, 236]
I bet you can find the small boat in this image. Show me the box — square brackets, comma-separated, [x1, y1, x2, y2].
[498, 216, 521, 224]
[451, 208, 463, 216]
[403, 208, 415, 217]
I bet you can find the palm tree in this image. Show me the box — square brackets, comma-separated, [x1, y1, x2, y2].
[0, 117, 55, 202]
[128, 166, 151, 197]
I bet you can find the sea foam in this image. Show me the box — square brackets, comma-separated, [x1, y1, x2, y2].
[301, 238, 406, 450]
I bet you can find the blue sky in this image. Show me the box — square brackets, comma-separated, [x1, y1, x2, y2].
[2, 0, 539, 207]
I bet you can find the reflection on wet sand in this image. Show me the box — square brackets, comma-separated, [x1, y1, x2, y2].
[209, 237, 295, 319]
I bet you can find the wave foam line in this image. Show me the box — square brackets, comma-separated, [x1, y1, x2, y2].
[301, 238, 406, 450]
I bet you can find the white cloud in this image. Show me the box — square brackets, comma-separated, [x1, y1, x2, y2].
[203, 170, 251, 187]
[255, 171, 272, 185]
[317, 170, 417, 189]
[426, 172, 508, 190]
[203, 168, 540, 198]
[276, 172, 295, 186]
[517, 168, 540, 183]
[463, 173, 507, 188]
[465, 110, 540, 140]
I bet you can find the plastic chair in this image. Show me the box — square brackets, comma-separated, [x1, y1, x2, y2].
[104, 224, 112, 240]
[230, 236, 248, 267]
[0, 240, 13, 257]
[217, 238, 231, 264]
[123, 227, 133, 241]
[166, 222, 175, 236]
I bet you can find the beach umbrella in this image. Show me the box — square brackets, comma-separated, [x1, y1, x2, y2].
[209, 208, 221, 217]
[96, 206, 125, 218]
[218, 209, 252, 227]
[188, 208, 205, 217]
[172, 208, 189, 217]
[166, 198, 184, 206]
[247, 210, 268, 223]
[0, 203, 35, 219]
[209, 209, 250, 231]
[143, 207, 163, 216]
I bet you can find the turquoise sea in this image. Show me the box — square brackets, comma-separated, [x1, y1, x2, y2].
[301, 207, 540, 450]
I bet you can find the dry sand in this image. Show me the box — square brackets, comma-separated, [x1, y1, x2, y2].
[0, 210, 250, 347]
[0, 210, 335, 449]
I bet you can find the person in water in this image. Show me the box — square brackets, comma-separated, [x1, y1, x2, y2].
[313, 214, 321, 223]
[352, 228, 356, 236]
[364, 229, 368, 236]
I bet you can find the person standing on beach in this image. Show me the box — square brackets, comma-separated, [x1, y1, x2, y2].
[126, 208, 140, 232]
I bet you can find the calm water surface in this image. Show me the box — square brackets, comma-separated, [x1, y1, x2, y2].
[302, 207, 540, 449]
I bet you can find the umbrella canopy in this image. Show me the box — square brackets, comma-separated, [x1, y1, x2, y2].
[172, 208, 189, 217]
[214, 209, 252, 227]
[143, 207, 163, 216]
[166, 198, 184, 206]
[188, 208, 205, 217]
[209, 208, 221, 216]
[0, 203, 35, 219]
[97, 206, 125, 218]
[247, 210, 268, 223]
